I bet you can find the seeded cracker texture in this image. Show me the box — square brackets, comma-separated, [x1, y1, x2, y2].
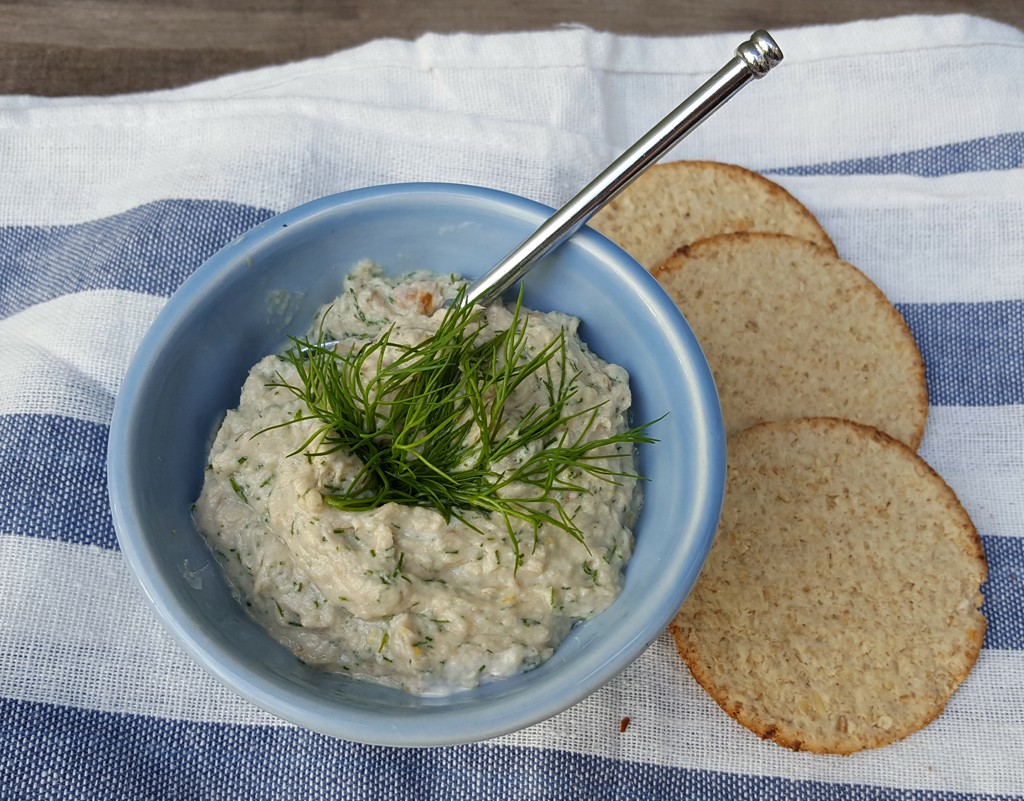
[670, 418, 987, 754]
[589, 160, 836, 271]
[652, 232, 929, 450]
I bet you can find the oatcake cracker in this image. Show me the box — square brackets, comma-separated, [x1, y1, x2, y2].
[670, 418, 987, 754]
[589, 160, 835, 270]
[653, 232, 928, 449]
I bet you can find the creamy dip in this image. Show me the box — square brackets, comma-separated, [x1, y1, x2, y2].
[194, 262, 640, 694]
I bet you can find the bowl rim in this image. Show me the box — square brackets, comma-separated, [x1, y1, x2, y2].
[108, 181, 725, 746]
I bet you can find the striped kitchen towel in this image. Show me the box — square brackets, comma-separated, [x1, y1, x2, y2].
[2, 12, 1023, 800]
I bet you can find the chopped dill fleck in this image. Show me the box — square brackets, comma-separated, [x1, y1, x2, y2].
[349, 288, 371, 324]
[228, 477, 247, 503]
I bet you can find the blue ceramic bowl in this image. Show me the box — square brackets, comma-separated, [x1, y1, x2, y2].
[107, 183, 725, 746]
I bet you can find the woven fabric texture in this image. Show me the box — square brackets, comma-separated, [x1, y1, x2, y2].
[1, 13, 1022, 800]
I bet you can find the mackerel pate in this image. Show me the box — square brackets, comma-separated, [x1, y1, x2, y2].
[194, 262, 640, 694]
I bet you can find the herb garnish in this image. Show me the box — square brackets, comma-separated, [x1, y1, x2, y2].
[265, 286, 659, 562]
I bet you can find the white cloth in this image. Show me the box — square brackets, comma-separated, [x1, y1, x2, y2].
[1, 13, 1022, 799]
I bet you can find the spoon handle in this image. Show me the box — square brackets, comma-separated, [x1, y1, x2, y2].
[463, 30, 783, 307]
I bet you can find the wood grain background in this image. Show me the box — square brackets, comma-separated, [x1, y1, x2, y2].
[2, 0, 1022, 96]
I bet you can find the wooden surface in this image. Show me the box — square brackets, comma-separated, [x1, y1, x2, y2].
[2, 0, 1022, 96]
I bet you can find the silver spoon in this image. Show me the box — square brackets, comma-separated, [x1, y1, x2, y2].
[461, 29, 783, 308]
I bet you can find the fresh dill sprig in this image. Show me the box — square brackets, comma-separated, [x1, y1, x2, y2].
[264, 286, 660, 563]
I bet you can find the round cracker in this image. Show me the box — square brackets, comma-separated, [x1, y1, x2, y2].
[670, 418, 987, 754]
[653, 232, 928, 449]
[590, 160, 835, 270]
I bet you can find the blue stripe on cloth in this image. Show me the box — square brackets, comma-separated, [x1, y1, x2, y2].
[897, 301, 1024, 407]
[1, 697, 1019, 801]
[0, 414, 115, 549]
[1, 410, 1021, 649]
[978, 536, 1024, 651]
[0, 199, 275, 320]
[765, 131, 1024, 177]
